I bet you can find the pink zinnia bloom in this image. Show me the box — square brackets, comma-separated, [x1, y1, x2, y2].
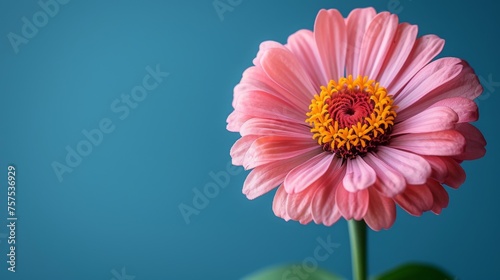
[227, 7, 486, 230]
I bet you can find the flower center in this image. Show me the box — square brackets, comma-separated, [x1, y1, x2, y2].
[306, 75, 397, 159]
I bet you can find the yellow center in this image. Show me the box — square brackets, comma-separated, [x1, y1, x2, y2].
[305, 75, 397, 159]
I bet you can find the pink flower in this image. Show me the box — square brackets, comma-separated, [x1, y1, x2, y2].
[227, 7, 486, 230]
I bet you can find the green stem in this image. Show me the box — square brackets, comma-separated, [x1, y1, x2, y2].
[348, 219, 367, 280]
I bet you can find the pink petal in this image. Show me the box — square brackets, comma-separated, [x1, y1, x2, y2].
[230, 135, 260, 166]
[377, 146, 431, 185]
[392, 106, 458, 135]
[311, 158, 345, 225]
[442, 157, 466, 189]
[364, 188, 396, 231]
[314, 9, 347, 81]
[390, 130, 466, 156]
[387, 35, 444, 95]
[244, 136, 319, 169]
[273, 185, 291, 221]
[243, 149, 319, 199]
[312, 183, 342, 226]
[421, 156, 448, 183]
[453, 123, 487, 161]
[252, 40, 286, 66]
[394, 184, 434, 216]
[358, 12, 399, 79]
[431, 97, 478, 123]
[420, 60, 483, 101]
[284, 152, 333, 193]
[286, 187, 317, 224]
[397, 60, 483, 120]
[343, 157, 376, 192]
[260, 48, 316, 110]
[395, 58, 463, 112]
[363, 153, 406, 197]
[336, 186, 369, 220]
[233, 87, 305, 123]
[377, 23, 418, 86]
[345, 7, 377, 77]
[286, 29, 325, 89]
[422, 156, 466, 189]
[226, 111, 253, 132]
[427, 179, 449, 214]
[240, 118, 311, 139]
[239, 66, 308, 111]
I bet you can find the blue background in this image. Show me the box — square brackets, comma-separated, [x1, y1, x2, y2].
[0, 0, 498, 279]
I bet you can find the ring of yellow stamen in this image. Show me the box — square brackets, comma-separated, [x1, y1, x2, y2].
[306, 75, 397, 159]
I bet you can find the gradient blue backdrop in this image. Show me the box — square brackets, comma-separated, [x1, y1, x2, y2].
[0, 0, 498, 279]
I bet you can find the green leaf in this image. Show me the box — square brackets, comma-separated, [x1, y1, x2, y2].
[373, 262, 455, 280]
[242, 264, 345, 280]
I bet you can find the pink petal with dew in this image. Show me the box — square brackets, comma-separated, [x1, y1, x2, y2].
[364, 188, 396, 231]
[390, 130, 466, 156]
[284, 152, 334, 194]
[286, 30, 325, 89]
[244, 136, 319, 170]
[427, 179, 449, 214]
[343, 156, 376, 192]
[395, 57, 463, 111]
[336, 186, 369, 221]
[358, 12, 399, 79]
[387, 35, 444, 95]
[394, 184, 434, 216]
[377, 23, 418, 87]
[431, 97, 478, 123]
[345, 7, 377, 77]
[260, 48, 317, 110]
[314, 9, 347, 82]
[311, 158, 344, 225]
[363, 153, 406, 197]
[392, 106, 458, 135]
[377, 146, 431, 185]
[230, 135, 260, 166]
[243, 149, 320, 200]
[273, 185, 291, 221]
[240, 118, 311, 139]
[453, 123, 487, 161]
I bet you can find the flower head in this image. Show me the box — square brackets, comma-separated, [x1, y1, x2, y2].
[227, 8, 486, 230]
